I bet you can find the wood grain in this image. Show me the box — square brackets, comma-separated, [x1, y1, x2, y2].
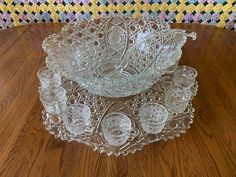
[0, 23, 235, 177]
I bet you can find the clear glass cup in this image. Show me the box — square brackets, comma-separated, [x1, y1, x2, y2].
[39, 86, 67, 114]
[173, 65, 197, 88]
[164, 85, 191, 113]
[101, 113, 136, 147]
[139, 103, 169, 134]
[164, 60, 179, 74]
[37, 66, 61, 91]
[63, 103, 91, 135]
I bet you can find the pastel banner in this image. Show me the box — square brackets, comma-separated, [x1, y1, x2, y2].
[0, 0, 235, 30]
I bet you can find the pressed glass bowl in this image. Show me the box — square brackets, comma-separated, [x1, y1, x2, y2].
[43, 15, 196, 98]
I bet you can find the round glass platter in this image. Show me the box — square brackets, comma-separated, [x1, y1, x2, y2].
[42, 74, 198, 156]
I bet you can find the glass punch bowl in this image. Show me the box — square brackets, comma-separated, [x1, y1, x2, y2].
[43, 15, 196, 98]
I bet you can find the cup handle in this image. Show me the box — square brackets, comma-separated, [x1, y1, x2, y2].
[129, 127, 139, 138]
[84, 125, 94, 135]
